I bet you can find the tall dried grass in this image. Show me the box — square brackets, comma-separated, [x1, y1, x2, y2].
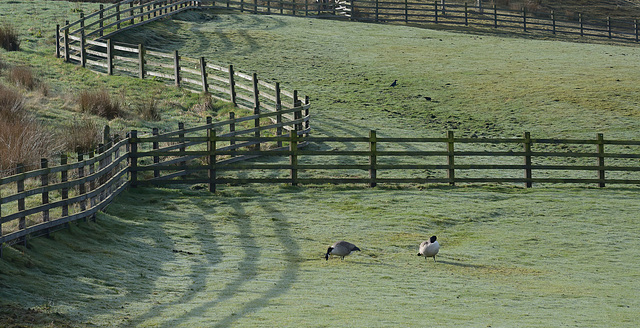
[78, 89, 122, 120]
[0, 23, 20, 51]
[8, 66, 37, 90]
[62, 117, 101, 153]
[0, 84, 57, 175]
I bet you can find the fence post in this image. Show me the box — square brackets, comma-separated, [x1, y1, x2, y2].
[635, 19, 639, 42]
[290, 132, 298, 186]
[107, 39, 114, 75]
[579, 13, 583, 36]
[99, 4, 104, 37]
[179, 122, 186, 177]
[294, 90, 303, 132]
[174, 50, 181, 86]
[523, 7, 527, 32]
[523, 132, 532, 188]
[97, 144, 105, 203]
[493, 5, 497, 28]
[229, 112, 236, 148]
[369, 130, 377, 188]
[41, 159, 49, 228]
[304, 95, 310, 137]
[139, 44, 146, 79]
[17, 164, 26, 246]
[228, 65, 237, 106]
[88, 150, 96, 208]
[551, 10, 556, 34]
[80, 30, 86, 68]
[117, 4, 121, 29]
[64, 28, 69, 62]
[441, 0, 446, 16]
[207, 128, 217, 193]
[375, 0, 379, 22]
[464, 2, 468, 26]
[130, 2, 135, 25]
[77, 151, 86, 212]
[597, 133, 605, 187]
[434, 1, 438, 23]
[447, 131, 455, 186]
[405, 0, 408, 23]
[275, 82, 283, 147]
[55, 25, 60, 58]
[607, 17, 611, 39]
[130, 130, 138, 187]
[61, 154, 69, 218]
[153, 127, 160, 178]
[200, 57, 208, 93]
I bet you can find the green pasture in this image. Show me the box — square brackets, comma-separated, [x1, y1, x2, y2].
[2, 185, 640, 327]
[1, 1, 640, 327]
[111, 10, 640, 139]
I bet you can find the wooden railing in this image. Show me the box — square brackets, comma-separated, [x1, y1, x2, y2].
[198, 0, 640, 43]
[129, 130, 640, 190]
[56, 0, 307, 110]
[0, 134, 130, 254]
[0, 106, 311, 255]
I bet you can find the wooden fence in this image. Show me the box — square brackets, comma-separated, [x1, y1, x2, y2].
[0, 133, 130, 255]
[130, 130, 640, 190]
[56, 0, 307, 110]
[0, 103, 311, 255]
[197, 0, 640, 43]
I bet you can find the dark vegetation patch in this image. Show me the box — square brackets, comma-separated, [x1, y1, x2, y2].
[0, 23, 20, 51]
[0, 303, 83, 328]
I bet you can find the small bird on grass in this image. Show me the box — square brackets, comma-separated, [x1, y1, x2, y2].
[325, 241, 360, 260]
[417, 236, 440, 262]
[390, 80, 397, 87]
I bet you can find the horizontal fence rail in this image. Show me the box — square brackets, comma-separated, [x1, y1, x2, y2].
[129, 130, 640, 190]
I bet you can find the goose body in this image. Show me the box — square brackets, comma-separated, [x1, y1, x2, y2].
[417, 236, 440, 262]
[325, 241, 360, 260]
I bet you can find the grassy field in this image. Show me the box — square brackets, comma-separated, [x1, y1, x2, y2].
[2, 185, 640, 327]
[1, 1, 640, 327]
[111, 10, 640, 139]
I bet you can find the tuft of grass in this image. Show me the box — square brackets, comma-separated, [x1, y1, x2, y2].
[8, 66, 38, 90]
[62, 116, 101, 153]
[135, 97, 162, 121]
[0, 23, 20, 51]
[78, 89, 122, 120]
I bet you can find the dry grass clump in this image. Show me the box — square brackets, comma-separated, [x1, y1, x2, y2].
[8, 66, 37, 90]
[62, 117, 101, 153]
[78, 89, 122, 120]
[136, 97, 161, 121]
[0, 84, 57, 174]
[0, 23, 20, 51]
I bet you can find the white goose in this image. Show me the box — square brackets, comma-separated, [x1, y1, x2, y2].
[417, 235, 440, 262]
[325, 241, 360, 261]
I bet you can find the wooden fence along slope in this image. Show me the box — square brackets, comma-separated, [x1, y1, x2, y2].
[2, 0, 640, 254]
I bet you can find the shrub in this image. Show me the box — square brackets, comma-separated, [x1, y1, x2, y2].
[78, 89, 122, 120]
[8, 66, 37, 90]
[0, 23, 20, 51]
